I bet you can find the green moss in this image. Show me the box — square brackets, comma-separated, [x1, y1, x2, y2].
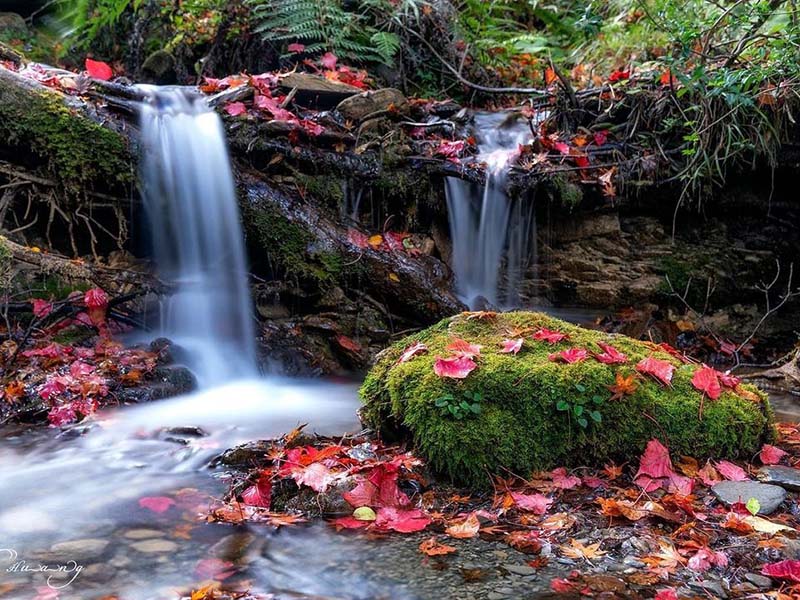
[293, 172, 344, 211]
[246, 203, 343, 286]
[550, 174, 584, 210]
[360, 311, 774, 487]
[0, 81, 132, 188]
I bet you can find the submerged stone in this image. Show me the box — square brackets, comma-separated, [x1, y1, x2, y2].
[360, 311, 774, 486]
[711, 481, 787, 515]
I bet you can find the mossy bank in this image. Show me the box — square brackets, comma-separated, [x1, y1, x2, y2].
[360, 311, 774, 486]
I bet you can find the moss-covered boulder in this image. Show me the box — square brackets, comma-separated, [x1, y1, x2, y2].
[360, 311, 774, 486]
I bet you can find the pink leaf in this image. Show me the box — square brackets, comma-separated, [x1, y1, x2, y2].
[287, 43, 306, 53]
[241, 475, 272, 508]
[84, 288, 108, 309]
[31, 299, 53, 318]
[691, 365, 721, 400]
[224, 102, 247, 116]
[433, 355, 477, 379]
[548, 348, 588, 364]
[760, 444, 788, 465]
[697, 461, 722, 486]
[499, 338, 524, 354]
[195, 558, 237, 581]
[292, 462, 336, 492]
[397, 341, 428, 364]
[375, 507, 431, 533]
[762, 559, 800, 582]
[551, 467, 581, 489]
[332, 516, 369, 529]
[347, 228, 370, 248]
[446, 337, 482, 359]
[654, 589, 678, 600]
[593, 131, 608, 146]
[718, 371, 740, 388]
[343, 462, 409, 509]
[532, 328, 568, 344]
[69, 361, 95, 377]
[688, 547, 727, 572]
[138, 496, 176, 513]
[553, 141, 570, 155]
[510, 492, 552, 514]
[716, 460, 749, 481]
[321, 52, 338, 70]
[435, 139, 467, 159]
[85, 58, 113, 81]
[593, 342, 627, 364]
[635, 356, 675, 386]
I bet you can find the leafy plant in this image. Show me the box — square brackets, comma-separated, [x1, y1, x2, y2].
[246, 0, 403, 64]
[435, 390, 483, 420]
[556, 383, 603, 429]
[59, 0, 142, 49]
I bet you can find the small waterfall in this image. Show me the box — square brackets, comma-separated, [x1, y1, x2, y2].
[139, 87, 257, 386]
[444, 112, 535, 308]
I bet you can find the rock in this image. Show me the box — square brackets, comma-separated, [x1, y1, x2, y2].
[141, 50, 176, 85]
[336, 88, 409, 122]
[278, 73, 362, 109]
[81, 563, 114, 583]
[711, 481, 787, 515]
[129, 539, 178, 553]
[47, 539, 109, 562]
[360, 311, 773, 486]
[0, 13, 28, 39]
[123, 529, 166, 540]
[757, 465, 800, 491]
[745, 573, 772, 589]
[689, 580, 728, 598]
[502, 564, 537, 576]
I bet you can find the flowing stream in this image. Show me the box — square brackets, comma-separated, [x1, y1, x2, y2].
[0, 88, 417, 600]
[445, 112, 535, 309]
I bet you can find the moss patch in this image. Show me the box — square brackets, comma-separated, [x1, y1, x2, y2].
[360, 311, 774, 487]
[0, 79, 132, 188]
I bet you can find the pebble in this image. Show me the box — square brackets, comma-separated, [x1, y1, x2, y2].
[711, 481, 787, 514]
[129, 539, 178, 553]
[688, 580, 728, 598]
[502, 564, 537, 576]
[47, 539, 109, 561]
[745, 573, 772, 589]
[758, 466, 800, 492]
[123, 529, 165, 539]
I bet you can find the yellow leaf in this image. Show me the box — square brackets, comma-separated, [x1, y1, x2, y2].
[743, 515, 795, 534]
[368, 234, 383, 248]
[388, 273, 400, 282]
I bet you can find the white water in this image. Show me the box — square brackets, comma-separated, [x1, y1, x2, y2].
[445, 112, 535, 308]
[139, 87, 257, 386]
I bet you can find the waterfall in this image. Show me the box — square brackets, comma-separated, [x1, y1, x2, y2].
[444, 112, 535, 309]
[139, 87, 257, 386]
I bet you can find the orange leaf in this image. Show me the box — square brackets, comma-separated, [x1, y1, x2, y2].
[419, 537, 457, 556]
[446, 512, 480, 539]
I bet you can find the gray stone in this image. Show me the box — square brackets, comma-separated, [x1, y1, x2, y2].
[336, 88, 409, 122]
[689, 580, 728, 599]
[47, 539, 109, 562]
[129, 539, 178, 553]
[745, 573, 772, 589]
[757, 466, 800, 491]
[711, 481, 787, 515]
[123, 529, 165, 539]
[503, 564, 537, 576]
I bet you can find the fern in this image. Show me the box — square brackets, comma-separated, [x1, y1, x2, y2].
[246, 0, 399, 65]
[58, 0, 142, 49]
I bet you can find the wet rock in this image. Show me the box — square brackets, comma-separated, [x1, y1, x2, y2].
[757, 465, 800, 491]
[502, 564, 537, 577]
[745, 573, 772, 589]
[81, 563, 114, 582]
[141, 50, 176, 85]
[688, 579, 728, 598]
[123, 529, 165, 540]
[47, 539, 109, 562]
[129, 539, 178, 553]
[213, 440, 272, 468]
[278, 73, 362, 108]
[711, 481, 787, 515]
[336, 88, 409, 122]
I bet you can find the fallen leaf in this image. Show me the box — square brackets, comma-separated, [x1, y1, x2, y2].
[287, 43, 305, 53]
[551, 467, 581, 489]
[446, 338, 482, 359]
[419, 537, 457, 556]
[85, 58, 113, 80]
[560, 538, 606, 560]
[397, 341, 427, 364]
[762, 559, 800, 582]
[716, 460, 749, 481]
[636, 356, 675, 386]
[241, 475, 272, 507]
[532, 328, 568, 344]
[499, 338, 524, 354]
[760, 444, 788, 465]
[138, 496, 175, 513]
[548, 348, 588, 364]
[375, 507, 431, 533]
[433, 355, 477, 379]
[446, 513, 480, 539]
[691, 365, 721, 400]
[594, 342, 627, 364]
[511, 492, 552, 514]
[224, 102, 247, 116]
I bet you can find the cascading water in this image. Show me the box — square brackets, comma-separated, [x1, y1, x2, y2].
[139, 87, 257, 385]
[445, 112, 535, 308]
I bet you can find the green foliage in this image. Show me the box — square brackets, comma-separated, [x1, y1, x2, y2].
[361, 311, 774, 487]
[434, 390, 483, 419]
[59, 0, 142, 49]
[246, 0, 405, 64]
[556, 383, 603, 429]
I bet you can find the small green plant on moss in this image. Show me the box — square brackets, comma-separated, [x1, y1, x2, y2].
[434, 390, 483, 420]
[556, 383, 603, 428]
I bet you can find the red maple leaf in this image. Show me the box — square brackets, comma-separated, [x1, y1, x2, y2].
[532, 328, 568, 344]
[224, 102, 247, 116]
[397, 341, 427, 364]
[510, 492, 552, 514]
[760, 444, 788, 465]
[433, 355, 477, 379]
[635, 356, 675, 386]
[551, 467, 581, 489]
[31, 299, 53, 318]
[321, 52, 338, 70]
[343, 462, 409, 509]
[138, 496, 175, 513]
[374, 507, 431, 533]
[241, 475, 272, 507]
[762, 560, 800, 582]
[548, 348, 588, 364]
[499, 338, 524, 354]
[691, 365, 721, 400]
[287, 43, 306, 53]
[593, 131, 608, 146]
[715, 460, 748, 481]
[85, 58, 113, 80]
[594, 342, 627, 364]
[608, 69, 630, 82]
[446, 338, 482, 358]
